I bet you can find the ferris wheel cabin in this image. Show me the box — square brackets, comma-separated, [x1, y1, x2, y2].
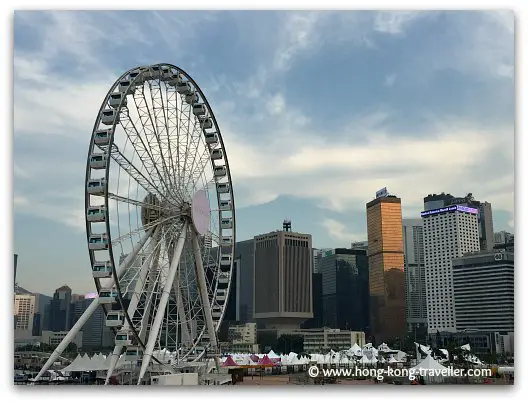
[109, 92, 127, 109]
[204, 132, 218, 145]
[88, 233, 109, 250]
[192, 104, 207, 116]
[86, 205, 107, 222]
[124, 346, 143, 362]
[218, 273, 229, 285]
[215, 289, 227, 303]
[213, 166, 227, 178]
[115, 329, 138, 347]
[220, 254, 232, 268]
[220, 218, 233, 230]
[216, 182, 230, 194]
[185, 92, 199, 104]
[93, 129, 111, 146]
[89, 153, 108, 170]
[176, 82, 193, 95]
[99, 288, 119, 304]
[128, 69, 142, 82]
[210, 149, 223, 160]
[87, 179, 106, 196]
[168, 72, 184, 87]
[199, 117, 213, 130]
[105, 311, 125, 327]
[160, 66, 171, 81]
[212, 306, 222, 319]
[219, 200, 232, 211]
[92, 261, 113, 278]
[118, 79, 135, 95]
[221, 236, 233, 246]
[100, 109, 120, 125]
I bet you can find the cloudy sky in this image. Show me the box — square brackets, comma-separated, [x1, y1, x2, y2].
[13, 10, 514, 295]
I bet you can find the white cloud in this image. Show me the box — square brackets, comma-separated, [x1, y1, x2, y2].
[13, 10, 514, 235]
[322, 218, 366, 244]
[373, 11, 426, 34]
[384, 74, 396, 87]
[14, 195, 29, 206]
[497, 64, 514, 78]
[266, 93, 285, 116]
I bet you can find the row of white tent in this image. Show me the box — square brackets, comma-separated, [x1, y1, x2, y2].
[415, 342, 484, 366]
[58, 341, 483, 373]
[221, 343, 408, 366]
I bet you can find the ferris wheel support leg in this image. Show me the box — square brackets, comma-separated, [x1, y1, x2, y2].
[33, 298, 101, 382]
[173, 276, 191, 344]
[104, 345, 123, 385]
[191, 229, 220, 372]
[105, 227, 160, 385]
[137, 221, 189, 384]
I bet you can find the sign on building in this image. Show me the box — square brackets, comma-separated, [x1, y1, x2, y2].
[375, 187, 388, 199]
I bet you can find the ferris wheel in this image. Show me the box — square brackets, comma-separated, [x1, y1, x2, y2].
[34, 64, 236, 385]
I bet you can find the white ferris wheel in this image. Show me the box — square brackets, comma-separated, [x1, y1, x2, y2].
[34, 64, 236, 385]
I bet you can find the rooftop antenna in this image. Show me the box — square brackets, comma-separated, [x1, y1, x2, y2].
[283, 218, 292, 232]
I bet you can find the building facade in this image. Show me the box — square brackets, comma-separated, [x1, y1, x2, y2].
[14, 294, 37, 337]
[235, 239, 256, 324]
[302, 273, 323, 329]
[301, 328, 366, 353]
[424, 193, 494, 252]
[45, 285, 73, 332]
[494, 231, 514, 253]
[422, 205, 480, 333]
[452, 251, 514, 333]
[253, 227, 313, 330]
[366, 194, 405, 343]
[402, 219, 427, 338]
[319, 248, 369, 332]
[226, 322, 258, 353]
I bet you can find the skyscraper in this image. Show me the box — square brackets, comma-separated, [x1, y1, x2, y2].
[366, 191, 405, 343]
[253, 222, 313, 331]
[402, 219, 427, 339]
[422, 205, 480, 333]
[319, 248, 369, 332]
[14, 293, 36, 337]
[46, 285, 73, 332]
[423, 193, 494, 252]
[452, 250, 514, 333]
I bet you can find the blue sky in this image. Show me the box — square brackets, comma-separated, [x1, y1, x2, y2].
[13, 10, 514, 296]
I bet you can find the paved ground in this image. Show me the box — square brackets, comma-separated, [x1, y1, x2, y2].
[236, 374, 381, 386]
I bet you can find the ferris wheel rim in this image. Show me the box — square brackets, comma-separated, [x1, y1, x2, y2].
[84, 63, 237, 368]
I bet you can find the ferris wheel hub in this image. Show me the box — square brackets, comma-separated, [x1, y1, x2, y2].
[191, 189, 211, 235]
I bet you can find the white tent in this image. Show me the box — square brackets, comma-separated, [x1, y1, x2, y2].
[267, 350, 280, 359]
[411, 354, 448, 383]
[61, 354, 84, 372]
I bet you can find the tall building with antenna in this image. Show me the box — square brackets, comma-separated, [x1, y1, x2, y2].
[253, 219, 313, 334]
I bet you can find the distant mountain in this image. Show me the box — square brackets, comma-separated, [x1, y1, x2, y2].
[14, 285, 32, 295]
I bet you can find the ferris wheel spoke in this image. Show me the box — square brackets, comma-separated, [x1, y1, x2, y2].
[181, 126, 208, 198]
[132, 86, 178, 202]
[111, 216, 175, 246]
[106, 142, 165, 200]
[146, 80, 176, 193]
[121, 106, 180, 204]
[164, 85, 177, 195]
[107, 192, 172, 212]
